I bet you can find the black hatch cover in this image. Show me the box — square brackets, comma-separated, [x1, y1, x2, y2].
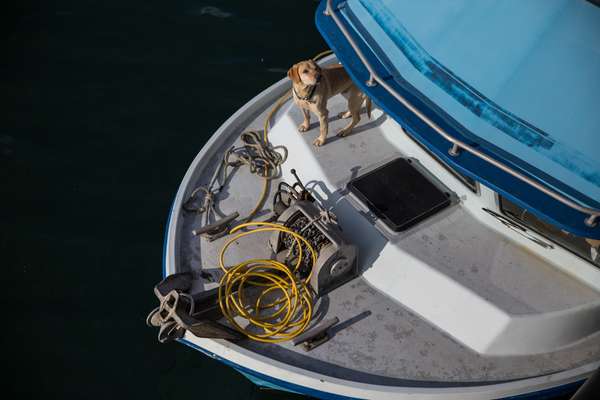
[347, 158, 451, 232]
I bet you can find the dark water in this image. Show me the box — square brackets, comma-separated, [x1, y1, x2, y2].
[4, 1, 323, 398]
[2, 1, 582, 399]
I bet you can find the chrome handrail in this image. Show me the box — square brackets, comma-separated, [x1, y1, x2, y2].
[325, 0, 599, 228]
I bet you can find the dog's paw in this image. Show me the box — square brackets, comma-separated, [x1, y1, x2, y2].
[313, 137, 326, 147]
[297, 124, 309, 133]
[337, 111, 352, 119]
[337, 128, 351, 137]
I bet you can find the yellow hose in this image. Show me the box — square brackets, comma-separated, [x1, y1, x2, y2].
[217, 50, 333, 342]
[217, 222, 317, 343]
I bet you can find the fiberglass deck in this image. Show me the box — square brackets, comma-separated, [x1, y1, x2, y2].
[175, 91, 600, 384]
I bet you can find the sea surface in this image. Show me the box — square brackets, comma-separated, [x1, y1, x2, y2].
[3, 1, 323, 398]
[2, 1, 581, 399]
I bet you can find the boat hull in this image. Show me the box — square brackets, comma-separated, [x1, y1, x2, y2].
[162, 68, 599, 399]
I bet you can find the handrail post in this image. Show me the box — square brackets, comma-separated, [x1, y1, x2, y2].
[448, 143, 461, 157]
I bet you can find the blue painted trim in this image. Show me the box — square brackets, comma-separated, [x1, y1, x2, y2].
[316, 0, 600, 239]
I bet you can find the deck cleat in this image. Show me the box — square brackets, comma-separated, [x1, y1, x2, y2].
[192, 212, 240, 242]
[292, 317, 340, 351]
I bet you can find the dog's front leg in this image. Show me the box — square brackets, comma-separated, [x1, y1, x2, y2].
[298, 108, 311, 133]
[313, 108, 329, 147]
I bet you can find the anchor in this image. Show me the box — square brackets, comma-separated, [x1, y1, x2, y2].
[147, 272, 242, 343]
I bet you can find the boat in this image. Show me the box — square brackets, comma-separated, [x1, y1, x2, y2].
[149, 1, 600, 398]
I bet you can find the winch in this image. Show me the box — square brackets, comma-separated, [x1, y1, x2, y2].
[270, 169, 358, 296]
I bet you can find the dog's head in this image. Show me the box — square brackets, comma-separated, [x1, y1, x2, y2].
[288, 60, 321, 86]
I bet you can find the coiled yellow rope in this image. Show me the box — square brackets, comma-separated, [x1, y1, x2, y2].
[217, 222, 317, 343]
[217, 50, 333, 343]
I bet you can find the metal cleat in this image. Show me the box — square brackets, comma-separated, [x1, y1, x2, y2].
[292, 317, 339, 351]
[192, 212, 239, 241]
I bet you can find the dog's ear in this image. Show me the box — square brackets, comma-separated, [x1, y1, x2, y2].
[287, 64, 300, 84]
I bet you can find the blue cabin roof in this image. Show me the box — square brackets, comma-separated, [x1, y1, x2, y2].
[316, 0, 600, 238]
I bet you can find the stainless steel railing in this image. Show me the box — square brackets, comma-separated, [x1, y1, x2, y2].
[324, 0, 599, 227]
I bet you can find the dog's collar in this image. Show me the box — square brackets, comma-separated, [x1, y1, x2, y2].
[293, 83, 318, 103]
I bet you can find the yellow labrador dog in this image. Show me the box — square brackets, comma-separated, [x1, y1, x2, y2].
[288, 60, 372, 146]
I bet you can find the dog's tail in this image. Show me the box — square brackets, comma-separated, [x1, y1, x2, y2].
[366, 97, 372, 119]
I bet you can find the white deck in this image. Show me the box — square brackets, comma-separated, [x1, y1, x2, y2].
[166, 64, 600, 398]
